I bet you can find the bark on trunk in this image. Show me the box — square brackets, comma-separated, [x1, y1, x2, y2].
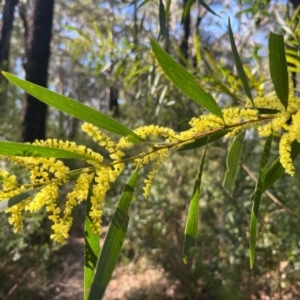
[0, 0, 19, 107]
[22, 0, 54, 142]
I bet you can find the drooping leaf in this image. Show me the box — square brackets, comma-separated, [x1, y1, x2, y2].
[88, 167, 139, 300]
[182, 145, 207, 264]
[179, 129, 229, 151]
[0, 141, 96, 161]
[250, 135, 272, 269]
[228, 18, 254, 105]
[198, 0, 220, 17]
[269, 33, 289, 109]
[263, 141, 300, 191]
[150, 39, 223, 120]
[84, 179, 100, 300]
[0, 187, 42, 212]
[2, 72, 143, 142]
[223, 131, 245, 196]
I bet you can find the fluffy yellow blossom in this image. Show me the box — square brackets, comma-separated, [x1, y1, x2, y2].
[89, 164, 124, 234]
[6, 198, 31, 233]
[34, 139, 104, 166]
[279, 132, 295, 176]
[143, 148, 168, 198]
[3, 72, 300, 242]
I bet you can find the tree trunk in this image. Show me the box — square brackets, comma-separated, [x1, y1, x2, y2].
[22, 0, 54, 142]
[0, 0, 19, 107]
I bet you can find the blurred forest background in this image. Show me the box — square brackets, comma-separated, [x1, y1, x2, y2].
[1, 0, 300, 299]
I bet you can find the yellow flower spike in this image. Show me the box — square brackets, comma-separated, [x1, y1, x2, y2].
[6, 198, 31, 233]
[82, 123, 121, 151]
[89, 162, 124, 234]
[63, 172, 94, 218]
[26, 184, 56, 213]
[143, 148, 168, 198]
[34, 139, 104, 164]
[279, 132, 295, 176]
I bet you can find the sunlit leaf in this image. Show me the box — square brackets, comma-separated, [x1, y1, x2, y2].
[88, 167, 139, 300]
[0, 187, 42, 212]
[250, 135, 272, 269]
[182, 145, 207, 264]
[228, 18, 254, 105]
[84, 179, 100, 300]
[2, 72, 143, 142]
[223, 131, 245, 196]
[269, 33, 289, 109]
[150, 39, 223, 120]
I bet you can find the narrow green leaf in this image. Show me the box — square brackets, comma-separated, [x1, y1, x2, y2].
[84, 179, 100, 300]
[255, 108, 280, 115]
[159, 0, 167, 38]
[228, 18, 254, 105]
[198, 0, 220, 17]
[269, 33, 289, 109]
[179, 129, 229, 151]
[88, 168, 139, 300]
[165, 0, 171, 20]
[263, 141, 300, 191]
[150, 39, 223, 120]
[250, 135, 272, 269]
[182, 0, 195, 22]
[0, 187, 42, 212]
[2, 72, 143, 142]
[223, 131, 245, 196]
[182, 145, 207, 264]
[0, 141, 95, 161]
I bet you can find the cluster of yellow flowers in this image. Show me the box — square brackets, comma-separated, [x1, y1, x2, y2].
[1, 82, 300, 241]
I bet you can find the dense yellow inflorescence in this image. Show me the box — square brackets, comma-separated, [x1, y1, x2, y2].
[1, 76, 300, 241]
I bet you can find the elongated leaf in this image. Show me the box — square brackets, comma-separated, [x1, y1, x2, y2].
[159, 0, 167, 38]
[2, 72, 143, 142]
[228, 18, 254, 105]
[269, 33, 289, 109]
[84, 179, 100, 300]
[198, 0, 220, 17]
[179, 129, 229, 151]
[0, 141, 95, 161]
[88, 168, 139, 300]
[0, 187, 42, 212]
[263, 141, 300, 191]
[150, 40, 223, 120]
[250, 135, 272, 269]
[165, 0, 171, 20]
[182, 145, 207, 264]
[182, 0, 195, 22]
[223, 131, 245, 196]
[255, 108, 280, 114]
